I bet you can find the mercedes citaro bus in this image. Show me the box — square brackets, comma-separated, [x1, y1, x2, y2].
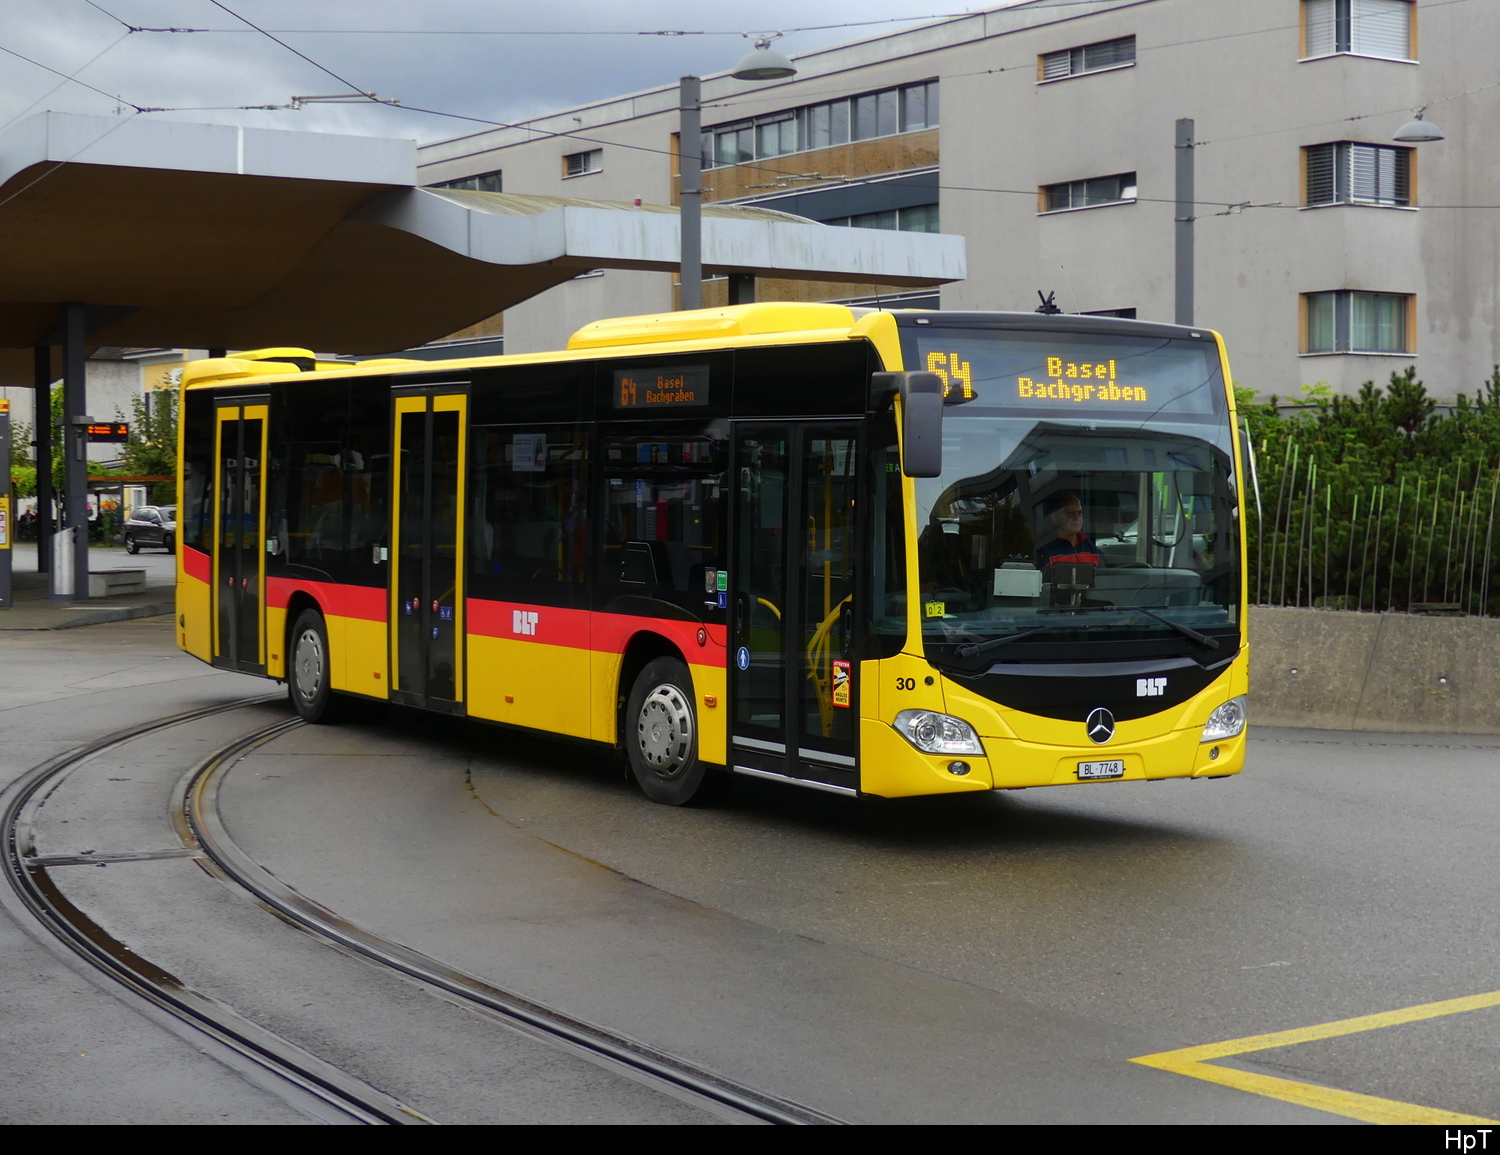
[175, 303, 1247, 804]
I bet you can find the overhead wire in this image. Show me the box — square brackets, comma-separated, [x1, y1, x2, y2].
[0, 30, 134, 134]
[0, 39, 141, 112]
[10, 0, 1497, 215]
[203, 0, 375, 100]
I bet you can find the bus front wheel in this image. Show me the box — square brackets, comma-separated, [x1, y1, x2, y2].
[288, 608, 348, 724]
[625, 657, 727, 806]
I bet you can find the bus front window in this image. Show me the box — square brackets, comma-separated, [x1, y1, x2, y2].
[901, 325, 1240, 663]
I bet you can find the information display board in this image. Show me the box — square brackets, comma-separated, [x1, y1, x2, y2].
[86, 422, 130, 443]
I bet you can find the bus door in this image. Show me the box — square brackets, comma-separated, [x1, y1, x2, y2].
[390, 389, 468, 713]
[730, 423, 861, 793]
[212, 398, 269, 674]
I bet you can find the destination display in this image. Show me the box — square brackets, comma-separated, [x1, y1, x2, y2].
[1018, 357, 1148, 404]
[86, 422, 130, 443]
[613, 364, 710, 410]
[909, 328, 1222, 418]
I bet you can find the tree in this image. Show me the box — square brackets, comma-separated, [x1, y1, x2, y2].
[119, 389, 177, 504]
[8, 409, 32, 498]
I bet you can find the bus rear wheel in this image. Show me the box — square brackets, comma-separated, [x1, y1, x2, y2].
[288, 608, 349, 724]
[625, 657, 727, 806]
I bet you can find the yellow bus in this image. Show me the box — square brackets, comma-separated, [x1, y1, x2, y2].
[175, 303, 1248, 805]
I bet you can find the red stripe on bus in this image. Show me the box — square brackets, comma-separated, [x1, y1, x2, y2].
[266, 577, 387, 622]
[467, 599, 591, 648]
[467, 597, 727, 655]
[182, 545, 210, 584]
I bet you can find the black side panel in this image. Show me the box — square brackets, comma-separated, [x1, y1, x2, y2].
[733, 343, 871, 417]
[470, 362, 592, 425]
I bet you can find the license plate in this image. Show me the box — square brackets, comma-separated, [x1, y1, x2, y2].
[1078, 760, 1125, 780]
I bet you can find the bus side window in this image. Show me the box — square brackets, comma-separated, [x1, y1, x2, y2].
[601, 433, 725, 610]
[469, 427, 588, 607]
[181, 392, 215, 555]
[271, 381, 351, 577]
[345, 381, 390, 585]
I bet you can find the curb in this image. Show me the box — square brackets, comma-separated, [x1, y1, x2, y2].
[0, 599, 176, 631]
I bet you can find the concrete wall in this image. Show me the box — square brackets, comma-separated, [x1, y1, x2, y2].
[1250, 607, 1500, 734]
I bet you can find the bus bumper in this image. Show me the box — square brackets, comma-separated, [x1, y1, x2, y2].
[983, 724, 1246, 789]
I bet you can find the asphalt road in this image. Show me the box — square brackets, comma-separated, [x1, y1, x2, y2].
[3, 616, 1498, 1124]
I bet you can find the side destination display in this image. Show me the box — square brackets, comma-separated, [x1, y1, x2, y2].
[613, 364, 710, 410]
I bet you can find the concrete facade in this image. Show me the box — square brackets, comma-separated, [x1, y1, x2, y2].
[419, 0, 1500, 399]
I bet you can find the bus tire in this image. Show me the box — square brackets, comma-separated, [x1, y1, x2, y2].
[287, 608, 348, 724]
[625, 657, 727, 806]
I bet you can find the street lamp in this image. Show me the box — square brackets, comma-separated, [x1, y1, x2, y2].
[1394, 109, 1444, 142]
[679, 40, 797, 310]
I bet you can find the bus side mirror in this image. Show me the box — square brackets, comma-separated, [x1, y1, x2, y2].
[898, 371, 945, 478]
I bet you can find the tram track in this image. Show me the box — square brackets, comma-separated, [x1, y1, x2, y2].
[177, 715, 841, 1126]
[0, 697, 432, 1125]
[2, 698, 840, 1125]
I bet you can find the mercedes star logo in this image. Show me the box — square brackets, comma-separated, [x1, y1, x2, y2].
[1086, 707, 1115, 744]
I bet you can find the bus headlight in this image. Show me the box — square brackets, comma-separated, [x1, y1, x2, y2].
[894, 709, 985, 755]
[1201, 696, 1247, 743]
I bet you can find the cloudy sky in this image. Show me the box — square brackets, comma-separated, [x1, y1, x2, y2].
[0, 0, 1004, 143]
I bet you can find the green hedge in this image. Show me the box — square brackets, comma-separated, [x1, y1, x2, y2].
[1244, 368, 1500, 614]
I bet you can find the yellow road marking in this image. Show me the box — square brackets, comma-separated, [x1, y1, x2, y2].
[1132, 990, 1500, 1125]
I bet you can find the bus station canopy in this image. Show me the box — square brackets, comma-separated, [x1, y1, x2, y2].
[0, 112, 966, 387]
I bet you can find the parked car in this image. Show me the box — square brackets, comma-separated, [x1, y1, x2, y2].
[123, 505, 176, 554]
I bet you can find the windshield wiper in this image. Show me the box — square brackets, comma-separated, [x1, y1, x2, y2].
[954, 626, 1055, 659]
[1028, 603, 1223, 649]
[1130, 605, 1221, 649]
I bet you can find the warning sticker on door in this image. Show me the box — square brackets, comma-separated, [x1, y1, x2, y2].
[832, 659, 851, 708]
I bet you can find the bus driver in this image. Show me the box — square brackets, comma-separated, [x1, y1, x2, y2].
[1035, 490, 1102, 572]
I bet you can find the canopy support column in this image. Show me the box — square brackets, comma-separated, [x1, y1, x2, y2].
[53, 303, 89, 600]
[32, 344, 51, 574]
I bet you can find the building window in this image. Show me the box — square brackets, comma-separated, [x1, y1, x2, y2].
[1303, 291, 1413, 353]
[826, 204, 940, 232]
[1305, 142, 1412, 206]
[704, 79, 938, 168]
[563, 149, 602, 178]
[1041, 173, 1137, 213]
[1039, 36, 1136, 81]
[436, 170, 502, 194]
[1303, 0, 1413, 61]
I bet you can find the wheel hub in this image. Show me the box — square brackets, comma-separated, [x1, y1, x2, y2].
[636, 684, 693, 780]
[294, 628, 324, 705]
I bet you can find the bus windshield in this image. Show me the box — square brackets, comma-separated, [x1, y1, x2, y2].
[896, 323, 1239, 661]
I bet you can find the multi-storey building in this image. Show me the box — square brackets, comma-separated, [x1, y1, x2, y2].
[417, 0, 1500, 401]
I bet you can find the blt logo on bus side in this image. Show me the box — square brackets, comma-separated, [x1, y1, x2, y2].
[1137, 677, 1167, 698]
